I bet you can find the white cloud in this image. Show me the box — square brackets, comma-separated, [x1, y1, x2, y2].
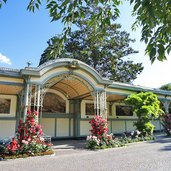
[0, 53, 12, 65]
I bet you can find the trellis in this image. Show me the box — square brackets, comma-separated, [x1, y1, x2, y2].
[23, 76, 107, 121]
[23, 84, 45, 122]
[161, 99, 171, 114]
[92, 90, 107, 118]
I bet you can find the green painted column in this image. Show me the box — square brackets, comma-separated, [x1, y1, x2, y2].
[73, 99, 81, 138]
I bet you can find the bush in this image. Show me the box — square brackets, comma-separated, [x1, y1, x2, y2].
[87, 116, 126, 149]
[134, 121, 154, 136]
[125, 92, 163, 136]
[89, 115, 108, 137]
[0, 145, 5, 155]
[86, 135, 100, 150]
[0, 111, 53, 159]
[122, 131, 155, 144]
[161, 114, 171, 136]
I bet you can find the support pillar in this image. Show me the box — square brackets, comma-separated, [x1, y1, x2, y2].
[23, 83, 45, 122]
[161, 98, 171, 114]
[92, 90, 107, 119]
[23, 83, 30, 121]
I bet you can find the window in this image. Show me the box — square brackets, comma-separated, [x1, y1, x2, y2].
[116, 105, 133, 116]
[42, 93, 66, 113]
[0, 95, 17, 117]
[85, 103, 94, 115]
[0, 99, 11, 114]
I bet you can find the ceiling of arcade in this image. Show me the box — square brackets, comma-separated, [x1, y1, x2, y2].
[44, 75, 94, 100]
[106, 94, 126, 102]
[43, 74, 127, 101]
[0, 85, 23, 95]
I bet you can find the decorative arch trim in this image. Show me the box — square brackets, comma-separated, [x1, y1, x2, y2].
[21, 58, 113, 86]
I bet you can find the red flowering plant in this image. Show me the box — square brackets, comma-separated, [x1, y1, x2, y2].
[5, 138, 20, 155]
[161, 114, 171, 136]
[16, 110, 52, 155]
[2, 110, 53, 158]
[17, 111, 42, 145]
[89, 115, 108, 138]
[87, 115, 115, 149]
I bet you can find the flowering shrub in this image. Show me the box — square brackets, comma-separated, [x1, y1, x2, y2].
[89, 115, 108, 137]
[86, 115, 154, 150]
[6, 138, 19, 155]
[86, 135, 100, 150]
[17, 111, 43, 146]
[86, 115, 124, 149]
[161, 114, 171, 136]
[0, 111, 53, 159]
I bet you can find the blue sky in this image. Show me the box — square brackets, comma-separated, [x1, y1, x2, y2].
[0, 1, 171, 88]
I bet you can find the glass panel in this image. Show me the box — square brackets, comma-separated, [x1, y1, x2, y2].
[86, 103, 94, 115]
[0, 99, 11, 114]
[43, 93, 66, 113]
[116, 105, 133, 116]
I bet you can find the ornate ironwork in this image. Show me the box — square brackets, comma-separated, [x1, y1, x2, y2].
[92, 90, 107, 118]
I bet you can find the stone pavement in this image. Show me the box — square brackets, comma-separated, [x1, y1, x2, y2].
[1, 135, 171, 171]
[52, 139, 87, 156]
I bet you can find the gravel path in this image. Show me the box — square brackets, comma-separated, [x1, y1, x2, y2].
[1, 136, 171, 171]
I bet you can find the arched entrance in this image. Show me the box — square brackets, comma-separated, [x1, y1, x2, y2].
[40, 74, 95, 138]
[21, 59, 111, 138]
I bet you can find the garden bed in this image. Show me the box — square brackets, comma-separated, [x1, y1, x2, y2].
[0, 149, 54, 160]
[0, 111, 54, 161]
[86, 115, 156, 150]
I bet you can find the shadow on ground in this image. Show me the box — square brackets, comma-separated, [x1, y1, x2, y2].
[147, 134, 171, 151]
[52, 140, 87, 150]
[51, 134, 171, 154]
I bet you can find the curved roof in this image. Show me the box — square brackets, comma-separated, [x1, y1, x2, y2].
[21, 58, 113, 85]
[2, 58, 171, 98]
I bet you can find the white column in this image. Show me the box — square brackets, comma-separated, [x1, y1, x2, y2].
[92, 90, 107, 118]
[23, 83, 30, 121]
[163, 100, 170, 113]
[37, 84, 40, 109]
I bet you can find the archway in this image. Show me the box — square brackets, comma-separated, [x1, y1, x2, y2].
[40, 74, 96, 138]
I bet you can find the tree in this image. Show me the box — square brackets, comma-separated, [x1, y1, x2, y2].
[1, 0, 170, 62]
[125, 92, 163, 136]
[160, 84, 171, 91]
[39, 22, 143, 83]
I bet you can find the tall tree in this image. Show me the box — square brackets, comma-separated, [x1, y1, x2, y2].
[160, 84, 171, 91]
[39, 22, 143, 83]
[1, 0, 171, 63]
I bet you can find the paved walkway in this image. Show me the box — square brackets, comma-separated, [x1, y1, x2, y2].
[1, 135, 171, 171]
[52, 139, 86, 155]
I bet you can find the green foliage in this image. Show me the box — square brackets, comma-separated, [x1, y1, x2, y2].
[39, 13, 143, 83]
[86, 116, 127, 150]
[86, 135, 126, 150]
[0, 0, 7, 8]
[125, 92, 163, 135]
[0, 145, 5, 155]
[131, 0, 171, 63]
[86, 136, 100, 150]
[0, 111, 53, 159]
[134, 121, 154, 136]
[1, 0, 171, 62]
[121, 132, 156, 143]
[160, 84, 171, 91]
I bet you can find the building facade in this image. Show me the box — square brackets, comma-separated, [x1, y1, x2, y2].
[0, 58, 171, 138]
